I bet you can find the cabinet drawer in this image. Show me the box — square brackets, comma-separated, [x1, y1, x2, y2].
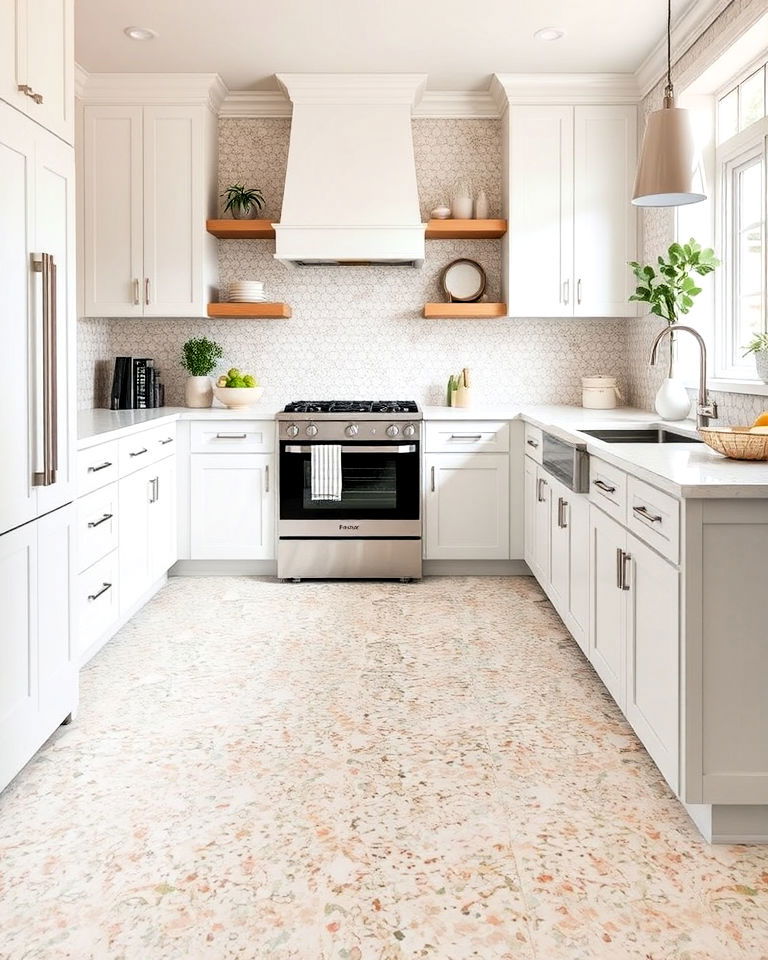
[76, 484, 118, 573]
[77, 550, 119, 659]
[190, 420, 275, 453]
[523, 424, 543, 463]
[118, 424, 177, 476]
[77, 441, 119, 495]
[627, 477, 680, 564]
[589, 457, 627, 523]
[426, 421, 509, 454]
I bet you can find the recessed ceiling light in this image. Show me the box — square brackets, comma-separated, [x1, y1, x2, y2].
[534, 27, 565, 42]
[123, 26, 157, 41]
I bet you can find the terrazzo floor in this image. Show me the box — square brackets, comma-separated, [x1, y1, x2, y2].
[1, 576, 767, 960]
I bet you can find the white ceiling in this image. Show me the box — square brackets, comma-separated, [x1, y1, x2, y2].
[75, 0, 710, 93]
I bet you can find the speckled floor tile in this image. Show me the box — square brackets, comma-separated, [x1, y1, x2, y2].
[1, 576, 767, 959]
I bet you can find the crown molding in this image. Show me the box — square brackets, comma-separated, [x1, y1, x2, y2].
[414, 90, 499, 118]
[276, 73, 428, 105]
[491, 73, 640, 106]
[220, 90, 292, 118]
[634, 0, 733, 98]
[75, 68, 228, 111]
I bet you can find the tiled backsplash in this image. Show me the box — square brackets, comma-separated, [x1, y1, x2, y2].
[78, 117, 629, 410]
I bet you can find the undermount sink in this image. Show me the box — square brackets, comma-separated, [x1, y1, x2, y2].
[580, 427, 703, 444]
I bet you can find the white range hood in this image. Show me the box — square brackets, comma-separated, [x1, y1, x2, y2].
[274, 74, 427, 267]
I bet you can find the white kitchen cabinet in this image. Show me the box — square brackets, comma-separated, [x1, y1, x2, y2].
[425, 453, 509, 560]
[190, 454, 275, 560]
[567, 491, 590, 653]
[0, 0, 74, 144]
[589, 504, 626, 710]
[82, 103, 217, 317]
[524, 457, 550, 581]
[148, 456, 178, 579]
[506, 104, 636, 318]
[523, 457, 538, 575]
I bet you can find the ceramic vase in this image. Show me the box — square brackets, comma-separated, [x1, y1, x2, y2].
[451, 182, 473, 219]
[755, 350, 768, 384]
[474, 189, 489, 219]
[185, 376, 213, 408]
[654, 331, 691, 421]
[232, 202, 259, 220]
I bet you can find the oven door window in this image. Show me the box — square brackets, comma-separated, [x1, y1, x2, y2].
[280, 443, 420, 520]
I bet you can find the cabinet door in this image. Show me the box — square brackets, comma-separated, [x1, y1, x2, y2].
[549, 477, 569, 616]
[147, 456, 178, 578]
[573, 105, 637, 317]
[190, 454, 275, 560]
[425, 453, 509, 560]
[22, 0, 74, 143]
[0, 104, 37, 534]
[625, 533, 680, 791]
[523, 456, 538, 576]
[532, 467, 551, 586]
[34, 127, 75, 516]
[567, 492, 590, 655]
[507, 105, 573, 317]
[589, 505, 626, 710]
[143, 106, 205, 316]
[0, 522, 38, 791]
[118, 466, 152, 616]
[83, 106, 143, 317]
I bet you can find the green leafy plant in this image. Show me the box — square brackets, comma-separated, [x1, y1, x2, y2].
[180, 337, 223, 377]
[221, 183, 265, 215]
[628, 239, 719, 325]
[743, 332, 768, 356]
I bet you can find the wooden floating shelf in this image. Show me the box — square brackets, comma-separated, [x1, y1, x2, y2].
[207, 302, 292, 319]
[425, 219, 507, 239]
[423, 302, 507, 319]
[206, 219, 276, 239]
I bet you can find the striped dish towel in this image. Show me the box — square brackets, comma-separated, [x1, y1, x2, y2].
[311, 444, 343, 501]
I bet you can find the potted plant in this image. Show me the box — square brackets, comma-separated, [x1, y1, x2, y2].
[221, 183, 265, 220]
[744, 333, 768, 384]
[180, 336, 223, 408]
[629, 239, 719, 420]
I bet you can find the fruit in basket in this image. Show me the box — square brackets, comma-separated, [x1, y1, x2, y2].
[216, 375, 228, 388]
[243, 374, 256, 387]
[219, 368, 260, 388]
[752, 412, 768, 427]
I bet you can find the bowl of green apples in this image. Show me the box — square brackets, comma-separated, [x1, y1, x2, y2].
[213, 368, 263, 408]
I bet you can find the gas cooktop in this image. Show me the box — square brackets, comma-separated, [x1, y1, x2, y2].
[283, 401, 420, 415]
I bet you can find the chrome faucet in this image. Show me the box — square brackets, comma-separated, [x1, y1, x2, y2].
[649, 325, 718, 428]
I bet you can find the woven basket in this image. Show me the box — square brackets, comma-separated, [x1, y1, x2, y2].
[698, 426, 768, 461]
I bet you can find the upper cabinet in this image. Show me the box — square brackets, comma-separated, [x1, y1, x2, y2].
[505, 104, 637, 318]
[81, 102, 218, 318]
[0, 0, 74, 144]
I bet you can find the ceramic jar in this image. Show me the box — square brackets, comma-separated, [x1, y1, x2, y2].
[582, 376, 622, 409]
[185, 376, 213, 408]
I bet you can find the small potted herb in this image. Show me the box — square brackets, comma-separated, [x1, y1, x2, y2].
[180, 336, 223, 408]
[221, 183, 265, 220]
[744, 333, 768, 384]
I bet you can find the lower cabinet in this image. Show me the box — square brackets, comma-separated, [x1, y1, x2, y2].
[119, 454, 177, 616]
[190, 453, 275, 559]
[425, 452, 510, 559]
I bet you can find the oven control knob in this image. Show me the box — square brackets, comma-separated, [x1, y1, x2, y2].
[403, 423, 416, 438]
[386, 424, 400, 437]
[345, 424, 359, 437]
[286, 423, 300, 438]
[306, 423, 318, 437]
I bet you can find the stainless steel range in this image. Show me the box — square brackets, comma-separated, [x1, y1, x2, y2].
[276, 401, 422, 580]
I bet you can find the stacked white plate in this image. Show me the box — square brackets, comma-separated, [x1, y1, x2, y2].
[227, 280, 266, 302]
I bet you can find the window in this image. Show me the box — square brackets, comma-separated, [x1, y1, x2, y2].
[715, 59, 768, 379]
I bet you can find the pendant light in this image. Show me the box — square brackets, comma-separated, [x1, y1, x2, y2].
[632, 0, 705, 207]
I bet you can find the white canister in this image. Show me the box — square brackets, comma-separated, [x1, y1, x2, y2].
[582, 376, 622, 410]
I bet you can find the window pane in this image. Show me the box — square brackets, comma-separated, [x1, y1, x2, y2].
[736, 294, 763, 353]
[739, 67, 766, 131]
[739, 161, 762, 227]
[718, 89, 738, 142]
[739, 228, 763, 296]
[733, 156, 766, 362]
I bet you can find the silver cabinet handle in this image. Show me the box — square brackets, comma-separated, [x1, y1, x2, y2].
[88, 582, 112, 602]
[88, 461, 113, 473]
[449, 433, 483, 440]
[633, 504, 662, 524]
[159, 437, 174, 445]
[562, 279, 570, 305]
[622, 552, 632, 591]
[129, 447, 148, 458]
[87, 513, 113, 529]
[526, 438, 539, 448]
[133, 278, 140, 305]
[154, 476, 159, 501]
[616, 547, 624, 589]
[148, 476, 159, 503]
[216, 432, 247, 439]
[577, 278, 583, 304]
[31, 252, 57, 487]
[537, 477, 548, 502]
[431, 465, 436, 492]
[593, 479, 616, 494]
[265, 464, 270, 493]
[284, 444, 417, 454]
[144, 277, 150, 305]
[557, 497, 568, 528]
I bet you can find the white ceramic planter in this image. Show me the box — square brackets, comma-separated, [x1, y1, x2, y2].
[185, 376, 213, 408]
[755, 350, 768, 384]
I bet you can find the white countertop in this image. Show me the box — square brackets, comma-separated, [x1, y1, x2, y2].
[79, 403, 768, 497]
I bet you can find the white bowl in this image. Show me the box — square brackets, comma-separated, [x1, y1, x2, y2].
[213, 386, 264, 409]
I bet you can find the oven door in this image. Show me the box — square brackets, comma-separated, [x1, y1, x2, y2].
[279, 441, 421, 537]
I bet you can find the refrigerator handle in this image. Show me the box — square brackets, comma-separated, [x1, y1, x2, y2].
[32, 252, 57, 487]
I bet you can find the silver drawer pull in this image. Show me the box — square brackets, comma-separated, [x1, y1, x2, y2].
[159, 437, 174, 445]
[285, 444, 416, 454]
[633, 504, 662, 524]
[129, 447, 148, 458]
[622, 551, 632, 590]
[526, 439, 539, 448]
[88, 461, 113, 473]
[88, 582, 112, 602]
[616, 547, 623, 589]
[216, 432, 247, 439]
[536, 477, 548, 502]
[449, 434, 483, 440]
[87, 513, 113, 529]
[593, 479, 617, 494]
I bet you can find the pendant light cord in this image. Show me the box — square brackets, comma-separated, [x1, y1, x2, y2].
[666, 0, 674, 99]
